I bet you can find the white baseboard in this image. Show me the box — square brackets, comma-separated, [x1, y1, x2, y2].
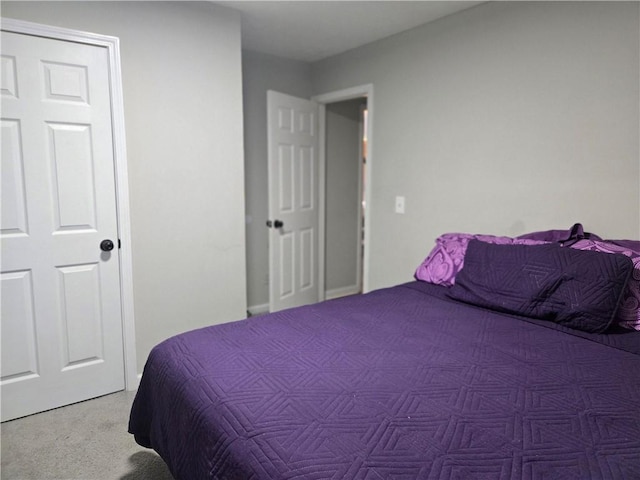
[325, 285, 361, 300]
[247, 303, 269, 316]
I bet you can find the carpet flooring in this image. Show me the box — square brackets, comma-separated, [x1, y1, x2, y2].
[1, 390, 174, 480]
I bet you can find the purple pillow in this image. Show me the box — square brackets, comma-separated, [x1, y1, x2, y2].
[447, 240, 633, 333]
[605, 239, 640, 252]
[569, 239, 640, 331]
[415, 233, 547, 286]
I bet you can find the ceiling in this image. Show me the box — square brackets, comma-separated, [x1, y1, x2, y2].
[214, 1, 485, 62]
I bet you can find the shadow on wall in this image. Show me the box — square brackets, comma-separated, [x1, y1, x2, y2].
[120, 451, 175, 480]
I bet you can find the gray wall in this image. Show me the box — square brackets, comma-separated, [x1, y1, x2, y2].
[242, 50, 313, 310]
[312, 1, 640, 291]
[9, 1, 637, 366]
[3, 1, 248, 372]
[325, 99, 365, 295]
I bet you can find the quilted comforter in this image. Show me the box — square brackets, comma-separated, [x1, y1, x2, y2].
[129, 282, 640, 479]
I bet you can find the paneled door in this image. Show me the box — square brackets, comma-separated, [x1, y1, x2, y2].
[267, 91, 319, 312]
[1, 30, 125, 421]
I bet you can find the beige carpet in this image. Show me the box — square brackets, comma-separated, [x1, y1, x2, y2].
[1, 390, 174, 480]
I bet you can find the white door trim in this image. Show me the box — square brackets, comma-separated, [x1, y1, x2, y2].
[313, 84, 374, 295]
[1, 18, 138, 391]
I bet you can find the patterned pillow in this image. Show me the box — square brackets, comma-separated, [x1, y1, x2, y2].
[447, 241, 633, 333]
[605, 239, 640, 251]
[415, 233, 547, 286]
[570, 239, 640, 331]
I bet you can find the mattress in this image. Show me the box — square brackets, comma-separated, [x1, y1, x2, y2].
[129, 281, 640, 479]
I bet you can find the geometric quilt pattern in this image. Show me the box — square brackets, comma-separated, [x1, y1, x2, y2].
[129, 282, 640, 479]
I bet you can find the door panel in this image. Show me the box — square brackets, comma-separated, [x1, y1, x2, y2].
[1, 30, 124, 421]
[1, 119, 28, 235]
[48, 123, 97, 230]
[278, 144, 294, 212]
[0, 270, 38, 382]
[299, 146, 314, 210]
[57, 263, 103, 368]
[267, 91, 319, 312]
[42, 61, 89, 103]
[299, 228, 314, 289]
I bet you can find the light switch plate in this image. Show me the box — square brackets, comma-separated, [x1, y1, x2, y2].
[395, 196, 405, 214]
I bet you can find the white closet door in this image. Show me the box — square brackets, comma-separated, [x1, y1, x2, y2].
[1, 30, 125, 421]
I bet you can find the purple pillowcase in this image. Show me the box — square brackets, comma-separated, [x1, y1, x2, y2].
[605, 239, 640, 252]
[447, 240, 633, 333]
[569, 239, 640, 331]
[415, 233, 547, 286]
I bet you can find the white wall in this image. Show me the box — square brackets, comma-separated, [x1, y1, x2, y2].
[242, 50, 313, 311]
[2, 1, 248, 372]
[325, 99, 365, 295]
[312, 1, 640, 291]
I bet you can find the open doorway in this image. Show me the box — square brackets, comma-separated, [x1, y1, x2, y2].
[261, 85, 373, 314]
[315, 83, 373, 301]
[323, 99, 367, 299]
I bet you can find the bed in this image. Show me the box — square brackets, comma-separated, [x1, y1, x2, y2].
[129, 228, 640, 479]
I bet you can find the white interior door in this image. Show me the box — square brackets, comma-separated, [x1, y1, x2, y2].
[267, 91, 319, 312]
[1, 30, 125, 421]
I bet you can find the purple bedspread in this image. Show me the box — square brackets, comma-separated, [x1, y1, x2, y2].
[129, 282, 640, 479]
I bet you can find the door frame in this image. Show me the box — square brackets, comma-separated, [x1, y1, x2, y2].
[313, 84, 374, 299]
[2, 18, 138, 391]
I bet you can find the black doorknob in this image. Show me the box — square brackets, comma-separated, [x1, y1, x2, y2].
[100, 239, 114, 252]
[266, 220, 284, 229]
